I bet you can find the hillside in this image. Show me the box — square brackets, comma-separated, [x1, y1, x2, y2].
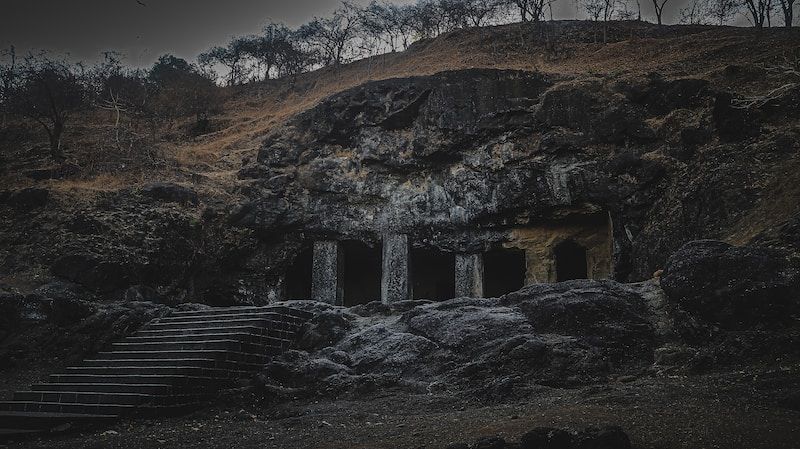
[1, 20, 800, 449]
[3, 21, 799, 188]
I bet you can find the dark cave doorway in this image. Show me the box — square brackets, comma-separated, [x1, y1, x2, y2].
[554, 239, 588, 281]
[483, 249, 526, 298]
[411, 248, 456, 301]
[284, 246, 313, 300]
[342, 240, 382, 306]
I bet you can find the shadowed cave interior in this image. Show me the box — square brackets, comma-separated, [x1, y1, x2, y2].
[411, 248, 456, 300]
[342, 240, 382, 306]
[555, 239, 589, 282]
[483, 248, 527, 298]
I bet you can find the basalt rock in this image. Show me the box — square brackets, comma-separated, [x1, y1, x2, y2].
[141, 182, 199, 205]
[261, 280, 663, 396]
[51, 253, 131, 293]
[661, 240, 800, 329]
[233, 67, 797, 290]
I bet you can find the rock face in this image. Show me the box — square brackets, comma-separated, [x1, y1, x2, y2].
[661, 240, 800, 329]
[3, 66, 799, 306]
[261, 280, 661, 397]
[0, 283, 170, 370]
[232, 66, 800, 298]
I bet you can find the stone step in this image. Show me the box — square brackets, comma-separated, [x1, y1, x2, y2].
[96, 349, 274, 364]
[170, 306, 313, 321]
[82, 358, 263, 371]
[0, 428, 41, 437]
[143, 317, 299, 331]
[30, 383, 173, 395]
[12, 391, 206, 407]
[124, 331, 293, 347]
[13, 391, 151, 406]
[152, 311, 286, 325]
[62, 366, 249, 378]
[0, 305, 312, 435]
[47, 374, 231, 389]
[110, 339, 289, 353]
[0, 401, 134, 415]
[0, 411, 117, 431]
[133, 326, 295, 340]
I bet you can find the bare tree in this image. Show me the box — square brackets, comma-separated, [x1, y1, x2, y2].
[582, 0, 618, 20]
[616, 0, 640, 18]
[360, 1, 417, 53]
[198, 37, 251, 85]
[680, 0, 710, 23]
[410, 0, 448, 38]
[462, 0, 504, 26]
[90, 52, 144, 142]
[777, 0, 796, 26]
[708, 0, 741, 23]
[8, 54, 87, 159]
[239, 24, 295, 81]
[296, 3, 362, 66]
[131, 54, 222, 137]
[652, 0, 670, 24]
[438, 0, 471, 29]
[743, 0, 773, 27]
[500, 0, 546, 21]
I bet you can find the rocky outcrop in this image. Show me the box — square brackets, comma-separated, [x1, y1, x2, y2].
[4, 65, 799, 306]
[259, 280, 662, 398]
[0, 283, 170, 370]
[661, 240, 800, 329]
[141, 182, 199, 205]
[234, 66, 799, 288]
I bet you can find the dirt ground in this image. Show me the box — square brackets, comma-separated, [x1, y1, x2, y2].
[2, 366, 798, 449]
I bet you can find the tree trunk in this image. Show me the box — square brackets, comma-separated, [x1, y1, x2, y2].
[49, 121, 64, 160]
[781, 0, 794, 27]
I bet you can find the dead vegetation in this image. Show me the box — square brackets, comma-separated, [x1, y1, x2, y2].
[1, 21, 799, 198]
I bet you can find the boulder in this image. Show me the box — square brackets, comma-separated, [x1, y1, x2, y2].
[474, 436, 507, 449]
[141, 182, 198, 205]
[296, 308, 357, 351]
[123, 285, 162, 303]
[518, 426, 630, 449]
[573, 426, 631, 449]
[520, 427, 572, 449]
[660, 240, 800, 329]
[265, 280, 660, 397]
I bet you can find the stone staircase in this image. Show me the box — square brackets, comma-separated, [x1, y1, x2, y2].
[0, 305, 312, 437]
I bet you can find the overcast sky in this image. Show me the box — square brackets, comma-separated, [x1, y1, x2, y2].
[2, 0, 758, 67]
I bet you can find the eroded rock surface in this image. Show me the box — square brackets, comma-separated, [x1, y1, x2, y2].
[661, 240, 800, 329]
[261, 280, 663, 398]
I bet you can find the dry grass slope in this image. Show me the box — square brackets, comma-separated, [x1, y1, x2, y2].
[2, 21, 799, 203]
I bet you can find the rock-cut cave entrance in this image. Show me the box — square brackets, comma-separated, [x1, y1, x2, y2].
[411, 248, 455, 301]
[483, 249, 526, 298]
[342, 240, 382, 306]
[554, 239, 588, 282]
[285, 245, 313, 300]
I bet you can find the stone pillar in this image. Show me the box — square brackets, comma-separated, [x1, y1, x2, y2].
[381, 234, 410, 304]
[312, 240, 342, 305]
[455, 253, 484, 298]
